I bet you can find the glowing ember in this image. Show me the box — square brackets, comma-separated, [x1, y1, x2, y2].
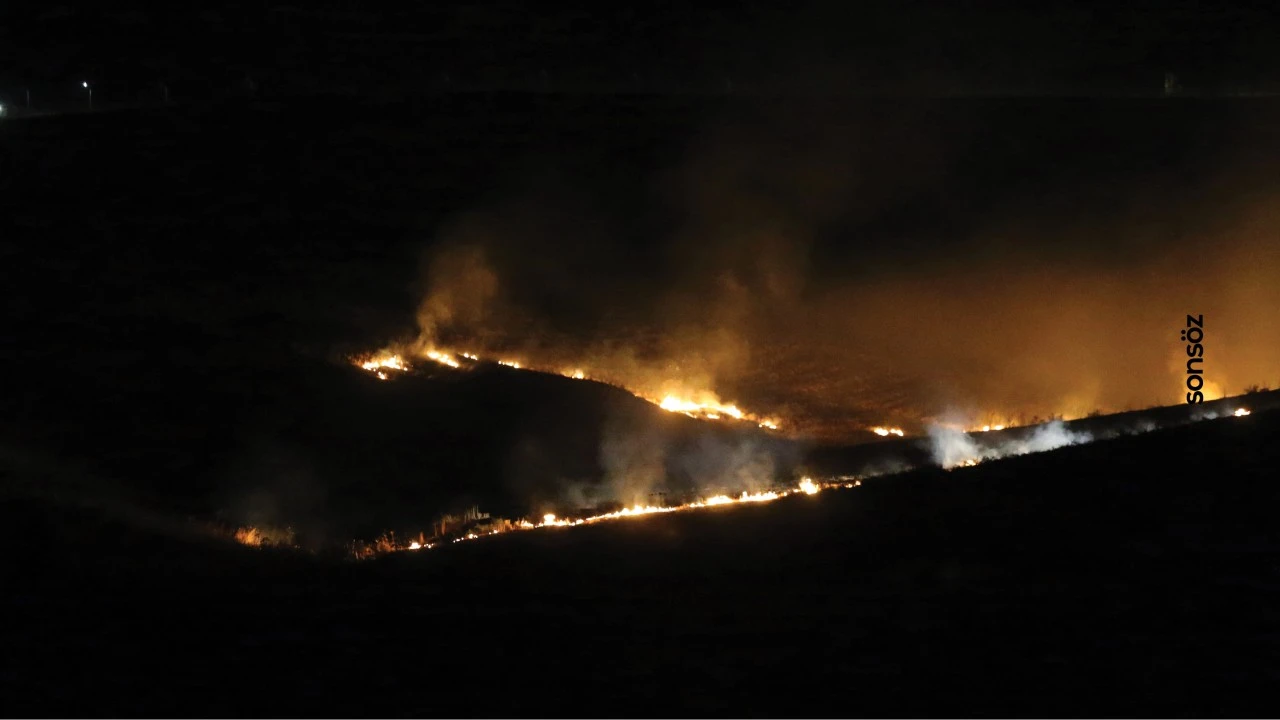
[1234, 408, 1251, 417]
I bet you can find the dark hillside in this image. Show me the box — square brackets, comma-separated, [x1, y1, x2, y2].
[4, 406, 1278, 715]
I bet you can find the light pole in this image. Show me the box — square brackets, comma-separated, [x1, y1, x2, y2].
[82, 81, 92, 109]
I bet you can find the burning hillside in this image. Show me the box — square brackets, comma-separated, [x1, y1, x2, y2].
[352, 346, 783, 431]
[265, 475, 861, 560]
[231, 369, 1270, 562]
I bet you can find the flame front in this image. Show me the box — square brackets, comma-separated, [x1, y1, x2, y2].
[352, 345, 783, 431]
[659, 394, 743, 420]
[359, 354, 408, 374]
[254, 354, 1267, 562]
[424, 350, 461, 368]
[336, 477, 838, 560]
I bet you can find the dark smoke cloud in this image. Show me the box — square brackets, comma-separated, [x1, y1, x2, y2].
[402, 98, 1280, 443]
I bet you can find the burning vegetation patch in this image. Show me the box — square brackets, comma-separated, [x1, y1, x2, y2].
[351, 345, 783, 431]
[231, 524, 296, 548]
[339, 477, 854, 560]
[217, 395, 1261, 562]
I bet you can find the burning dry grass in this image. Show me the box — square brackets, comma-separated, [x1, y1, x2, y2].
[349, 531, 433, 560]
[351, 345, 784, 431]
[231, 524, 296, 548]
[339, 477, 856, 560]
[332, 348, 1265, 561]
[928, 406, 1257, 470]
[224, 400, 1262, 561]
[871, 426, 905, 437]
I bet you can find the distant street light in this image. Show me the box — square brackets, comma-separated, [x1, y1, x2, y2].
[82, 81, 92, 109]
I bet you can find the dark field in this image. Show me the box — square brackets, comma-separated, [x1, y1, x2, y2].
[4, 405, 1279, 715]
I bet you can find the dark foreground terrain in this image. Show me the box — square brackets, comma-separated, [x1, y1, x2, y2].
[4, 406, 1278, 716]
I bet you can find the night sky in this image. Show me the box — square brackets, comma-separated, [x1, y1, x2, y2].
[3, 1, 1279, 96]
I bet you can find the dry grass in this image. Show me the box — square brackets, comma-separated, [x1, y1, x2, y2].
[231, 524, 296, 548]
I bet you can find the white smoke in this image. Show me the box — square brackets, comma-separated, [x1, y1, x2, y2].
[926, 424, 989, 469]
[927, 420, 1091, 470]
[1133, 419, 1158, 434]
[1189, 407, 1228, 422]
[1003, 420, 1092, 456]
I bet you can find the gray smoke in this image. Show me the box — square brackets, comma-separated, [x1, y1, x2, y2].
[1004, 421, 1092, 456]
[926, 424, 988, 469]
[927, 419, 1092, 470]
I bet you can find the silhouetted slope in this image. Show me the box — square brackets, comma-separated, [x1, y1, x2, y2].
[209, 360, 801, 540]
[805, 388, 1280, 475]
[4, 406, 1278, 715]
[6, 347, 801, 543]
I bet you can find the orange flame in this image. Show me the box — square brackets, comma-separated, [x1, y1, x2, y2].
[352, 345, 784, 431]
[333, 477, 838, 560]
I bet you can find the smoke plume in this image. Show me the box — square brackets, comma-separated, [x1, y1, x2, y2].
[928, 420, 1092, 470]
[397, 97, 1280, 443]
